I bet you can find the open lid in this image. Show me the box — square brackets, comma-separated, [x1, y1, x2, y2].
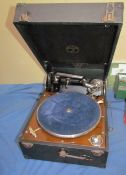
[14, 3, 123, 80]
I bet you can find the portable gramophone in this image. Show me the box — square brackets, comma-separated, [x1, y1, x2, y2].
[13, 3, 123, 167]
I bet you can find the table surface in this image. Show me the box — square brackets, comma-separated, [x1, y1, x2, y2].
[0, 84, 126, 175]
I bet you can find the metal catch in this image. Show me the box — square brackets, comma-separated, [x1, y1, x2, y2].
[21, 142, 33, 149]
[91, 150, 104, 157]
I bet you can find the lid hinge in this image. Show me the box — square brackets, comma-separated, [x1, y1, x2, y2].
[18, 4, 31, 22]
[102, 2, 115, 23]
[19, 11, 31, 22]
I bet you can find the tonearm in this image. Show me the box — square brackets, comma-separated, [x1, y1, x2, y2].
[46, 72, 103, 96]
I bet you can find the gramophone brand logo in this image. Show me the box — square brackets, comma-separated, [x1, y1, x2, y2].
[66, 45, 80, 54]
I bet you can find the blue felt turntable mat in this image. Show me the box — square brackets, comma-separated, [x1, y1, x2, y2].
[0, 84, 126, 175]
[37, 92, 100, 138]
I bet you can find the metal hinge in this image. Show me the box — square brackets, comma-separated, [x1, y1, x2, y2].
[18, 4, 31, 22]
[19, 11, 31, 22]
[102, 2, 115, 23]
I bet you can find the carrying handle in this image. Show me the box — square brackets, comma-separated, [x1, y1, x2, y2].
[59, 148, 93, 161]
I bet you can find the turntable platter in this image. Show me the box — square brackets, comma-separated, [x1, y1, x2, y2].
[37, 92, 100, 138]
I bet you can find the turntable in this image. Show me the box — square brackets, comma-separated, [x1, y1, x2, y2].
[13, 3, 123, 167]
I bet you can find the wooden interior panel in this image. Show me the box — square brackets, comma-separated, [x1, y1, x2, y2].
[20, 91, 107, 149]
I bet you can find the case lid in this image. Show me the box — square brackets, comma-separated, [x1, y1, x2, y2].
[13, 3, 123, 80]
